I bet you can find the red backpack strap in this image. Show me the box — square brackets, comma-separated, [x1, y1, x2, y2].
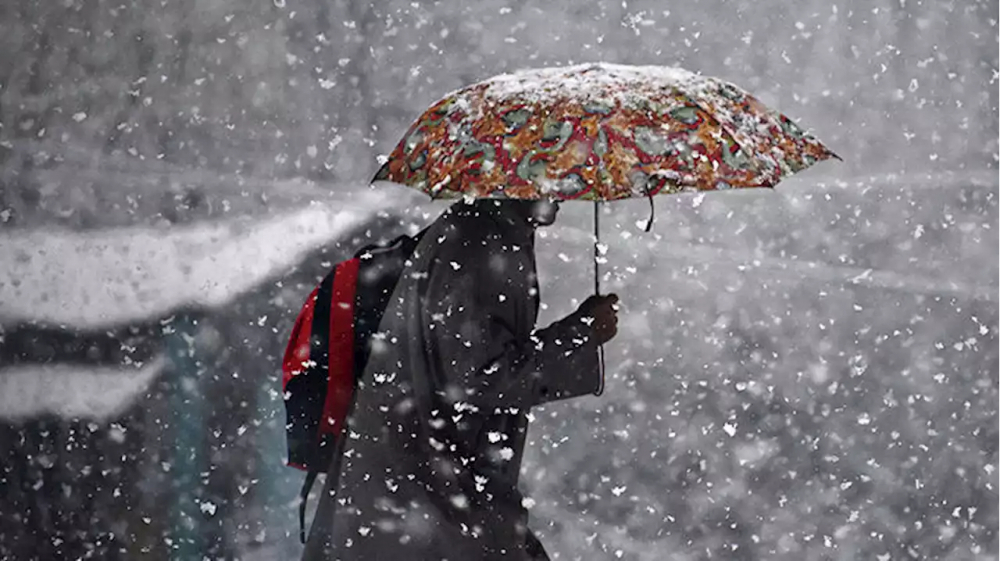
[320, 258, 360, 437]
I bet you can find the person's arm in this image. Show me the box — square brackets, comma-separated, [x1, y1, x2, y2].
[425, 269, 601, 410]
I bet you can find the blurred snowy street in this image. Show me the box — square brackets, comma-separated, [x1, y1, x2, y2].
[1, 0, 996, 559]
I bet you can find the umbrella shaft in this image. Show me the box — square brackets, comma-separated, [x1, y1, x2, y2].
[593, 200, 605, 396]
[593, 200, 600, 296]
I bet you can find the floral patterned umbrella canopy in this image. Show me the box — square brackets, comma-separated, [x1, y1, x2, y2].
[374, 63, 837, 201]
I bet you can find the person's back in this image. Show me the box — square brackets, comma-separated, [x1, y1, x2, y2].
[303, 199, 618, 560]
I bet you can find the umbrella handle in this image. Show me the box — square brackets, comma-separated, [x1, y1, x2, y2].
[593, 200, 605, 396]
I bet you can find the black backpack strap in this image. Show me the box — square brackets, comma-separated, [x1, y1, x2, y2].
[298, 428, 350, 544]
[411, 226, 429, 243]
[297, 267, 336, 544]
[354, 227, 429, 259]
[299, 468, 320, 544]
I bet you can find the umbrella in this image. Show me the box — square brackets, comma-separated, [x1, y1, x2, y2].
[373, 62, 838, 391]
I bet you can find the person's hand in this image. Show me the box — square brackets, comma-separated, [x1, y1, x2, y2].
[576, 293, 619, 345]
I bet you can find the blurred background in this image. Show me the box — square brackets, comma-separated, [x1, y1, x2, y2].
[0, 0, 996, 559]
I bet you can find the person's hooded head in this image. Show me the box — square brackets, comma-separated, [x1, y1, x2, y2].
[459, 198, 561, 228]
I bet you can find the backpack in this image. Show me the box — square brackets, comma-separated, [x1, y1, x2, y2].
[281, 229, 425, 542]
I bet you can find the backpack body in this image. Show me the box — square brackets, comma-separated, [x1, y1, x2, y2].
[281, 232, 422, 473]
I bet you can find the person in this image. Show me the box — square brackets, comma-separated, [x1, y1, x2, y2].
[302, 198, 620, 560]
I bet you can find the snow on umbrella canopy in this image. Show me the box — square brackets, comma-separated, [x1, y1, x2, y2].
[374, 63, 837, 201]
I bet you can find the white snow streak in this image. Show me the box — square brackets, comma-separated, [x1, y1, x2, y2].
[0, 355, 166, 420]
[0, 188, 415, 329]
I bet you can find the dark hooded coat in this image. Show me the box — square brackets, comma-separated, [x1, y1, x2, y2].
[302, 200, 600, 560]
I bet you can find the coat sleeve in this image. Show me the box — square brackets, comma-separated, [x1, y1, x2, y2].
[424, 256, 600, 410]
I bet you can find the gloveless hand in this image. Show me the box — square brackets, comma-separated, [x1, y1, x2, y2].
[576, 293, 619, 345]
